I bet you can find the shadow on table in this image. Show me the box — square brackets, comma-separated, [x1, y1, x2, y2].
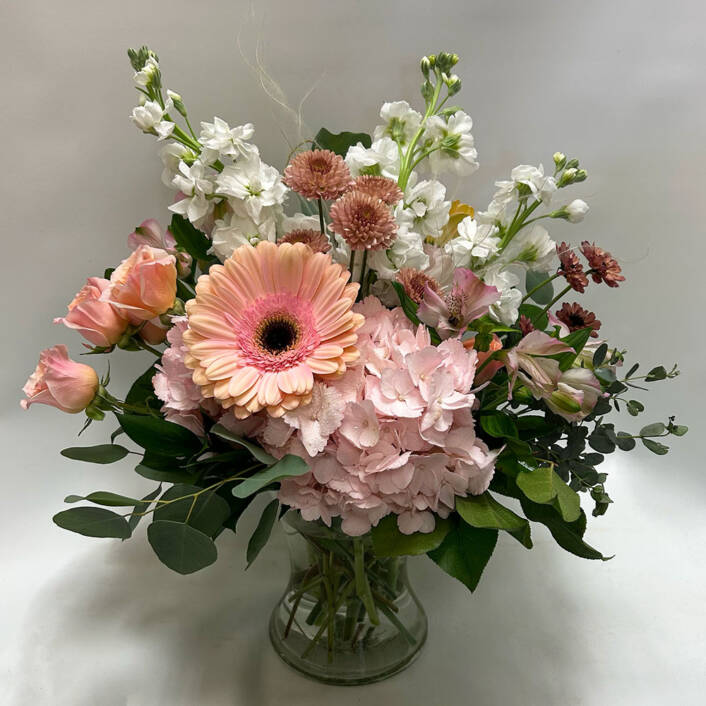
[7, 529, 627, 706]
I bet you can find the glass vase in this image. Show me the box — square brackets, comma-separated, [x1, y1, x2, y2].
[269, 512, 427, 685]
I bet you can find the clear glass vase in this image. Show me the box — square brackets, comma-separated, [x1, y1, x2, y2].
[269, 512, 428, 685]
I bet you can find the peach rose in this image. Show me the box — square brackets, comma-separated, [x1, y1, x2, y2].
[21, 345, 99, 413]
[54, 277, 128, 347]
[102, 245, 177, 324]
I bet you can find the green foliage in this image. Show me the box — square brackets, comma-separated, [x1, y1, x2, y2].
[127, 486, 162, 534]
[246, 499, 279, 568]
[64, 491, 141, 507]
[556, 327, 594, 371]
[134, 463, 194, 484]
[456, 493, 532, 549]
[169, 214, 211, 261]
[53, 507, 131, 539]
[125, 365, 161, 412]
[118, 414, 202, 457]
[210, 424, 277, 465]
[525, 270, 554, 305]
[391, 281, 422, 327]
[313, 127, 371, 157]
[147, 520, 217, 574]
[61, 444, 129, 464]
[516, 466, 581, 522]
[480, 413, 518, 439]
[372, 515, 450, 557]
[428, 519, 498, 593]
[153, 484, 231, 537]
[232, 455, 309, 498]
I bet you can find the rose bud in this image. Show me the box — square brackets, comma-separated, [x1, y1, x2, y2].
[21, 345, 99, 414]
[54, 277, 128, 347]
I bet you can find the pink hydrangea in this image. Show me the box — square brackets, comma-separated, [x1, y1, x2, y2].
[270, 297, 499, 536]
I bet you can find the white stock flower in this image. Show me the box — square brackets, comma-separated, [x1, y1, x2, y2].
[130, 99, 174, 140]
[500, 223, 555, 271]
[159, 142, 190, 188]
[510, 164, 557, 204]
[210, 212, 277, 261]
[396, 179, 450, 240]
[345, 137, 400, 179]
[215, 157, 287, 221]
[445, 216, 500, 267]
[565, 199, 589, 223]
[199, 117, 258, 165]
[482, 264, 522, 325]
[133, 57, 159, 87]
[373, 101, 422, 145]
[281, 213, 320, 233]
[368, 228, 428, 279]
[425, 110, 479, 176]
[169, 159, 214, 224]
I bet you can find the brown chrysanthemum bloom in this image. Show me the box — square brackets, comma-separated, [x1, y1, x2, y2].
[283, 149, 352, 201]
[279, 228, 331, 254]
[556, 302, 602, 337]
[396, 268, 440, 304]
[556, 241, 589, 293]
[329, 191, 398, 251]
[518, 314, 535, 336]
[580, 241, 625, 288]
[351, 175, 403, 206]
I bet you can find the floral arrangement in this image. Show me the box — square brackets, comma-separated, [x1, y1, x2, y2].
[22, 47, 686, 677]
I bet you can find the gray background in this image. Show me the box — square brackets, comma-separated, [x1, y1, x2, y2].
[1, 0, 705, 704]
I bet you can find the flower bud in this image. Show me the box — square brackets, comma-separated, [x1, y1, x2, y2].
[565, 199, 589, 223]
[565, 158, 579, 169]
[21, 345, 99, 414]
[574, 169, 588, 182]
[167, 89, 188, 118]
[420, 56, 431, 78]
[553, 152, 566, 169]
[557, 168, 577, 187]
[421, 80, 435, 102]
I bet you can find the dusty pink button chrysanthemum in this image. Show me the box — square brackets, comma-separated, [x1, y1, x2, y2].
[351, 175, 403, 205]
[279, 228, 331, 254]
[329, 191, 398, 251]
[182, 241, 364, 419]
[283, 149, 352, 201]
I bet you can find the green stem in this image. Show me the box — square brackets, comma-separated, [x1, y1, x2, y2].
[317, 197, 325, 235]
[353, 539, 379, 626]
[521, 271, 562, 303]
[532, 283, 573, 325]
[134, 339, 163, 357]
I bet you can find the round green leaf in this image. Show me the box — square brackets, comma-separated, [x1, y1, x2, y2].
[153, 484, 230, 537]
[147, 520, 217, 574]
[53, 507, 131, 539]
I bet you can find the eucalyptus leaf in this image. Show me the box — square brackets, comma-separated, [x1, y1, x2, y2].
[372, 515, 451, 557]
[210, 424, 277, 465]
[127, 486, 162, 534]
[147, 520, 217, 574]
[61, 445, 129, 464]
[53, 507, 131, 539]
[118, 414, 202, 457]
[134, 464, 195, 484]
[642, 438, 669, 455]
[525, 270, 554, 305]
[232, 454, 309, 498]
[246, 499, 279, 568]
[153, 484, 231, 537]
[640, 422, 666, 437]
[125, 365, 160, 411]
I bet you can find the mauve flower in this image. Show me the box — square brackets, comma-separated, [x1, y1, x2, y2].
[21, 345, 98, 413]
[556, 241, 589, 293]
[279, 228, 331, 254]
[329, 191, 398, 251]
[396, 267, 440, 304]
[54, 277, 128, 347]
[350, 175, 403, 205]
[518, 314, 535, 337]
[128, 218, 191, 276]
[183, 241, 363, 419]
[283, 149, 352, 200]
[580, 241, 625, 287]
[103, 245, 177, 324]
[555, 302, 602, 337]
[418, 268, 500, 338]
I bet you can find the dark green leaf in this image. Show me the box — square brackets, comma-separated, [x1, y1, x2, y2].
[153, 484, 231, 537]
[587, 431, 616, 454]
[118, 414, 202, 457]
[556, 327, 594, 371]
[134, 464, 194, 484]
[428, 521, 498, 593]
[525, 270, 554, 305]
[645, 366, 667, 381]
[246, 499, 279, 568]
[147, 520, 217, 574]
[642, 438, 669, 455]
[518, 303, 548, 330]
[61, 444, 129, 464]
[313, 127, 372, 157]
[592, 343, 608, 368]
[456, 493, 532, 548]
[128, 486, 162, 534]
[210, 424, 277, 465]
[671, 425, 688, 437]
[626, 400, 645, 417]
[480, 413, 518, 439]
[110, 428, 125, 443]
[67, 491, 142, 507]
[169, 214, 211, 261]
[626, 362, 639, 378]
[125, 365, 161, 411]
[391, 281, 422, 326]
[53, 507, 131, 539]
[232, 454, 309, 498]
[640, 422, 666, 437]
[615, 432, 637, 451]
[372, 515, 451, 557]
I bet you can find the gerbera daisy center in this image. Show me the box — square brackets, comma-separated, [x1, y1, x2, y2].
[256, 313, 301, 355]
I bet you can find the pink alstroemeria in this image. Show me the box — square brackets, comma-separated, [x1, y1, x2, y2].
[128, 219, 192, 276]
[418, 268, 499, 339]
[503, 330, 572, 399]
[546, 367, 603, 422]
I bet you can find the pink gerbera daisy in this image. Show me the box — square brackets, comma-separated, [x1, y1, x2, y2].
[183, 241, 364, 419]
